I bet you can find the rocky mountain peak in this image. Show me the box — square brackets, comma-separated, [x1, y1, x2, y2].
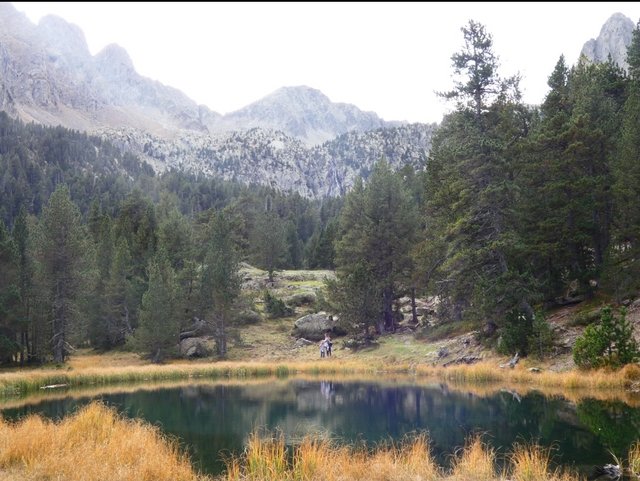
[0, 2, 31, 35]
[222, 84, 394, 146]
[37, 15, 91, 60]
[581, 12, 635, 70]
[95, 43, 136, 79]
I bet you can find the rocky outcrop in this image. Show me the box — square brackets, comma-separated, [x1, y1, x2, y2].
[580, 13, 635, 70]
[293, 312, 341, 341]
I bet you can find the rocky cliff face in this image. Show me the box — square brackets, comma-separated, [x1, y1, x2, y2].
[581, 12, 635, 70]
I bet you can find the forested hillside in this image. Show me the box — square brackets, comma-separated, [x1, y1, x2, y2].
[2, 19, 640, 365]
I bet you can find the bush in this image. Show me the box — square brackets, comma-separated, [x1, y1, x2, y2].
[498, 310, 554, 358]
[262, 290, 294, 318]
[498, 310, 533, 356]
[573, 306, 639, 369]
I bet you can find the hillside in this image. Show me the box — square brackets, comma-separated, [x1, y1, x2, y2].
[207, 267, 640, 373]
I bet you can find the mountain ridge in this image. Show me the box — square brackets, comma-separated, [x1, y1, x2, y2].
[0, 3, 402, 145]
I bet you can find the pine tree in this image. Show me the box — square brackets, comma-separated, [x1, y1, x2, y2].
[519, 56, 573, 302]
[611, 21, 640, 297]
[0, 220, 20, 363]
[33, 185, 90, 363]
[11, 207, 34, 363]
[133, 251, 180, 363]
[200, 211, 241, 357]
[251, 209, 287, 283]
[423, 20, 535, 332]
[332, 160, 417, 334]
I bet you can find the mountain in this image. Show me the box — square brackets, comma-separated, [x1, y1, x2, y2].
[0, 2, 433, 198]
[219, 86, 398, 146]
[580, 12, 635, 70]
[0, 3, 221, 136]
[0, 3, 403, 145]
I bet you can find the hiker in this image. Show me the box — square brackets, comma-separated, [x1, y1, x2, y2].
[324, 332, 332, 357]
[319, 339, 327, 358]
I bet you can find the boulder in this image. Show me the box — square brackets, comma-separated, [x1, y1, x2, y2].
[283, 292, 317, 307]
[236, 309, 262, 325]
[294, 338, 315, 348]
[293, 312, 342, 341]
[179, 337, 213, 358]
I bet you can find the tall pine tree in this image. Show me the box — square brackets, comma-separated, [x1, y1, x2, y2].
[33, 185, 90, 362]
[423, 20, 535, 333]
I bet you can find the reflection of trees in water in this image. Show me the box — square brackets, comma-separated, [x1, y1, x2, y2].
[2, 381, 639, 477]
[577, 398, 640, 457]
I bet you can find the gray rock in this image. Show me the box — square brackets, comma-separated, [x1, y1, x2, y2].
[235, 309, 262, 325]
[581, 13, 635, 71]
[179, 337, 213, 358]
[283, 292, 317, 307]
[294, 338, 315, 348]
[293, 312, 338, 341]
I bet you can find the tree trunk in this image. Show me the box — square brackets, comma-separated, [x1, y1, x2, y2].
[410, 287, 418, 325]
[383, 286, 394, 332]
[52, 281, 66, 363]
[217, 314, 227, 357]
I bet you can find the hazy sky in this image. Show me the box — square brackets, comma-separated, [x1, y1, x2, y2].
[11, 2, 640, 124]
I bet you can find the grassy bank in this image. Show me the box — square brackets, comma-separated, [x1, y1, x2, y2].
[2, 354, 640, 399]
[0, 401, 596, 481]
[423, 360, 640, 391]
[0, 359, 386, 398]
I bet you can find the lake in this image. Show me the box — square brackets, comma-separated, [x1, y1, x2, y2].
[1, 378, 639, 478]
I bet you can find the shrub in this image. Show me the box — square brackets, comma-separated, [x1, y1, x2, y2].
[498, 310, 533, 356]
[262, 290, 294, 318]
[573, 306, 639, 369]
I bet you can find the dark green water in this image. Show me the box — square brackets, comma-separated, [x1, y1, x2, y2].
[2, 379, 639, 478]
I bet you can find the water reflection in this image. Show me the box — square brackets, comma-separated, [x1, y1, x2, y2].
[1, 379, 639, 477]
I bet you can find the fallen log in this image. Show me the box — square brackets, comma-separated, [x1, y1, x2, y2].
[442, 355, 481, 367]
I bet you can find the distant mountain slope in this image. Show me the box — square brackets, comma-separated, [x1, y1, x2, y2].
[580, 12, 635, 70]
[98, 122, 435, 198]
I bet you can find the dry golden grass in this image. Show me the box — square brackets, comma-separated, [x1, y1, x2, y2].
[506, 443, 579, 481]
[449, 434, 497, 481]
[221, 429, 582, 481]
[413, 361, 635, 392]
[3, 354, 639, 406]
[0, 402, 211, 481]
[629, 441, 640, 479]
